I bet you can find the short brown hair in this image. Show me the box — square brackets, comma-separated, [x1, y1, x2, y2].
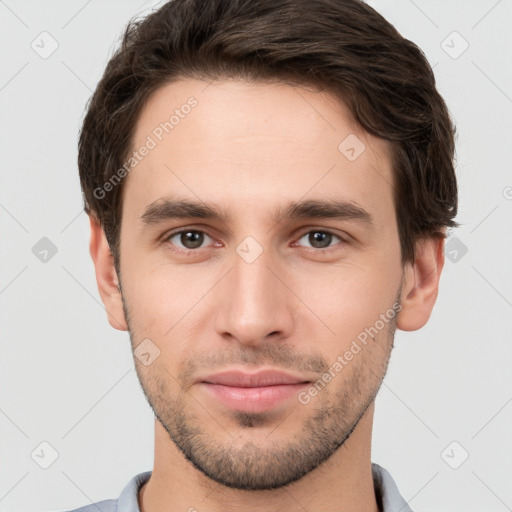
[78, 0, 458, 272]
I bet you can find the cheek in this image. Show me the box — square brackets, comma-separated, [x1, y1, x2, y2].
[297, 259, 400, 354]
[121, 259, 220, 347]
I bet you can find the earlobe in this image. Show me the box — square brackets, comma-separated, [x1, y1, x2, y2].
[396, 236, 445, 332]
[88, 215, 128, 331]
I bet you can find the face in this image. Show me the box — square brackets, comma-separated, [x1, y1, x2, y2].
[116, 78, 405, 490]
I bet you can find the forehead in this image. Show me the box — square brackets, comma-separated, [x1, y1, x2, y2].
[124, 78, 395, 227]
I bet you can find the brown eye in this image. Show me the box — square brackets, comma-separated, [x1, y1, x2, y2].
[297, 230, 342, 250]
[167, 230, 212, 250]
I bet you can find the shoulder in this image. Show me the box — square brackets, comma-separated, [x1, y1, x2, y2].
[58, 498, 116, 512]
[372, 462, 413, 512]
[56, 470, 152, 512]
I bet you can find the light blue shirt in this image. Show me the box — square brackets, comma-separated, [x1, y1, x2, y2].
[61, 463, 413, 512]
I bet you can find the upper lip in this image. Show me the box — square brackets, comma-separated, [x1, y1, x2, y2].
[200, 369, 310, 387]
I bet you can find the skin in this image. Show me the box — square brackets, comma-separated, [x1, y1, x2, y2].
[89, 78, 445, 512]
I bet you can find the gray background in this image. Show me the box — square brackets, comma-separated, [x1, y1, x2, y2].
[1, 0, 511, 511]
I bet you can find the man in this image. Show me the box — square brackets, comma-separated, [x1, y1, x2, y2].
[66, 0, 458, 510]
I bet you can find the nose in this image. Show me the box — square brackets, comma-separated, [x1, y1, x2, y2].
[214, 242, 294, 347]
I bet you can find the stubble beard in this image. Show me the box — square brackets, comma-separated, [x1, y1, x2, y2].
[122, 288, 399, 490]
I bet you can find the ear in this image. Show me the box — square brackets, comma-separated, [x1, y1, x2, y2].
[396, 236, 445, 331]
[88, 215, 128, 331]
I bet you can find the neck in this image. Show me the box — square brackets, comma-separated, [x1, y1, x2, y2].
[139, 403, 379, 512]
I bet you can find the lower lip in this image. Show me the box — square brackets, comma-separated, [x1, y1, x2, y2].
[201, 382, 309, 413]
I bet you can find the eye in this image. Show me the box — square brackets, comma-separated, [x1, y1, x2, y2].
[165, 229, 214, 251]
[295, 230, 344, 250]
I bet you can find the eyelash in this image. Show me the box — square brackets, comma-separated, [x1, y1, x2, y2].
[162, 227, 346, 255]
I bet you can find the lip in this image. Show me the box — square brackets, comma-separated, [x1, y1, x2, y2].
[198, 369, 311, 413]
[201, 369, 308, 387]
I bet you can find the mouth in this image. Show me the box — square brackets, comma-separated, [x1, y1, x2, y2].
[198, 369, 311, 413]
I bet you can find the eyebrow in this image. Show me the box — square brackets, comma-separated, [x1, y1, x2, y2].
[140, 197, 374, 228]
